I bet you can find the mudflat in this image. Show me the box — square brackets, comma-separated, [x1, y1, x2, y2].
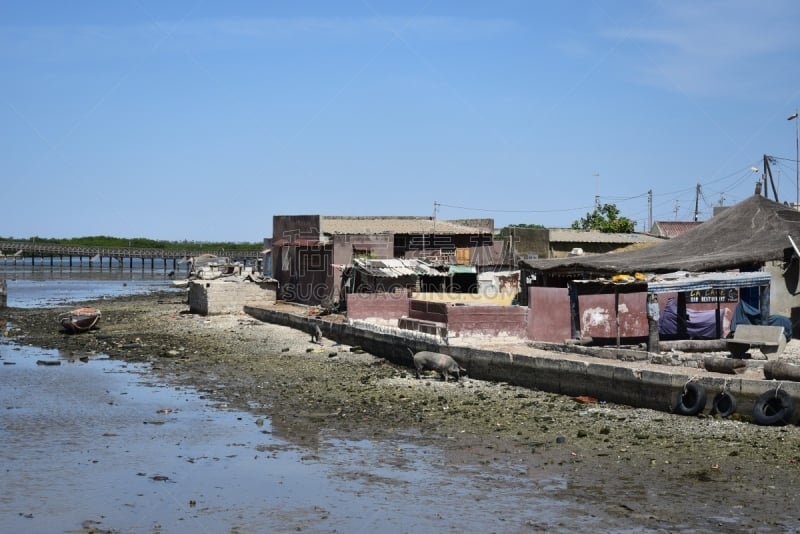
[4, 291, 800, 531]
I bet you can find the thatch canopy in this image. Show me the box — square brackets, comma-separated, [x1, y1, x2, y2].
[520, 195, 800, 275]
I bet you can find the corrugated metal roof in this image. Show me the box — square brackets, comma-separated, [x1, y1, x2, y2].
[549, 229, 662, 244]
[646, 270, 771, 294]
[650, 221, 703, 238]
[320, 216, 488, 235]
[352, 258, 449, 278]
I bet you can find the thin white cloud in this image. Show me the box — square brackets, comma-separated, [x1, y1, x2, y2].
[602, 0, 800, 98]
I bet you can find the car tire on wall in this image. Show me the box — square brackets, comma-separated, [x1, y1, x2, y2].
[710, 391, 737, 418]
[753, 389, 795, 426]
[675, 382, 706, 416]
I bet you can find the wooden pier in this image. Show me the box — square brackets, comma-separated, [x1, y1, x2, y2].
[0, 241, 263, 273]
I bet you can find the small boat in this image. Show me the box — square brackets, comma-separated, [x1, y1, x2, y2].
[58, 307, 101, 334]
[188, 254, 241, 280]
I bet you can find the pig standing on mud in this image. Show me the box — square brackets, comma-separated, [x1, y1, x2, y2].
[310, 321, 322, 344]
[411, 350, 466, 382]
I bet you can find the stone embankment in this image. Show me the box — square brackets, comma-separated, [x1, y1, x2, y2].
[245, 302, 800, 425]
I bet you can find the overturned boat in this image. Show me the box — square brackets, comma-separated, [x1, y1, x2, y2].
[58, 307, 101, 334]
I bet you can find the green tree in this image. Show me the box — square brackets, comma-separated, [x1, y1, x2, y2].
[507, 223, 545, 229]
[571, 203, 635, 233]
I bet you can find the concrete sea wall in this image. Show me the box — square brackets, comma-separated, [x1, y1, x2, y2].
[189, 279, 277, 315]
[244, 305, 800, 423]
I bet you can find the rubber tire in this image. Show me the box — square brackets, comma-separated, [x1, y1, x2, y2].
[675, 382, 707, 416]
[753, 389, 795, 426]
[711, 391, 737, 418]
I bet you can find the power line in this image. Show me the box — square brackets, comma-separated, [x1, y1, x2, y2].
[435, 202, 594, 214]
[437, 160, 772, 222]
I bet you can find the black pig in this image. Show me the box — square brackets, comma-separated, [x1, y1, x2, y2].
[412, 350, 466, 382]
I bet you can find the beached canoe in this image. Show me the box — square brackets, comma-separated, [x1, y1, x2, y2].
[58, 307, 101, 334]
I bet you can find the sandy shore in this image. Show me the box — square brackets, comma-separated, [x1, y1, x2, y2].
[4, 291, 800, 530]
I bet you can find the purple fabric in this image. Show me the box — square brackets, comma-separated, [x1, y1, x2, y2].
[659, 298, 723, 339]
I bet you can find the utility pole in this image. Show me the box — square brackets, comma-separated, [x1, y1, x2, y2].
[673, 200, 680, 220]
[789, 111, 799, 210]
[647, 190, 653, 231]
[763, 155, 779, 202]
[693, 184, 701, 222]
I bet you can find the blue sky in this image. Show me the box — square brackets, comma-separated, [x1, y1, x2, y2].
[3, 0, 800, 242]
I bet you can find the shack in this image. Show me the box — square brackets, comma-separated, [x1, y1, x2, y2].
[520, 194, 800, 343]
[340, 258, 450, 297]
[567, 271, 772, 350]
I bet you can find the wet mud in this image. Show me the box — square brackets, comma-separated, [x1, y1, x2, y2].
[4, 292, 800, 532]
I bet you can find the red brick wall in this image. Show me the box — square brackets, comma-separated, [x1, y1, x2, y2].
[446, 305, 528, 337]
[409, 300, 448, 323]
[346, 293, 409, 320]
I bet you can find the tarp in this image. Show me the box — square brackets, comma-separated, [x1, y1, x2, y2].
[658, 298, 725, 339]
[730, 287, 792, 340]
[520, 195, 800, 275]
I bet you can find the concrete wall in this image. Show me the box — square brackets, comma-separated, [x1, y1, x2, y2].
[189, 279, 278, 316]
[271, 215, 329, 306]
[499, 227, 549, 259]
[346, 293, 409, 321]
[287, 247, 334, 306]
[766, 260, 800, 338]
[272, 215, 321, 243]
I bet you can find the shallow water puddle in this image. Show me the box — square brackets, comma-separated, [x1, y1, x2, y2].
[0, 341, 574, 533]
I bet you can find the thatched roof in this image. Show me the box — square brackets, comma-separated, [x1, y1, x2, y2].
[520, 195, 800, 274]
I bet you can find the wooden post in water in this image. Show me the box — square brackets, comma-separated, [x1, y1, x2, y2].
[0, 279, 6, 308]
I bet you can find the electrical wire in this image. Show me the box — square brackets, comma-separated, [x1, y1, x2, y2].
[437, 159, 788, 224]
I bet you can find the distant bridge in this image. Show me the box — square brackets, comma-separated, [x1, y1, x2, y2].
[0, 241, 263, 271]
